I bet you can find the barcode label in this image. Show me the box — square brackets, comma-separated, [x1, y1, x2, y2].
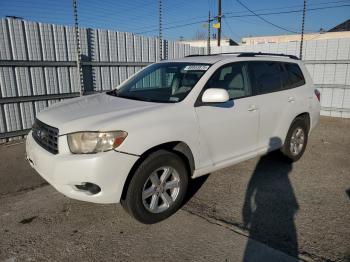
[183, 65, 210, 71]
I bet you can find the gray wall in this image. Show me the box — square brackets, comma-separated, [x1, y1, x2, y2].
[211, 39, 350, 118]
[0, 18, 205, 140]
[2, 17, 349, 141]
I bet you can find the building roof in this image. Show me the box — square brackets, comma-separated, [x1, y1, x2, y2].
[241, 30, 350, 45]
[164, 53, 300, 64]
[328, 19, 350, 32]
[165, 55, 224, 64]
[180, 38, 239, 47]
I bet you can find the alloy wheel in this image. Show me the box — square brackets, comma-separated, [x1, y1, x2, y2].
[142, 166, 181, 213]
[290, 127, 305, 156]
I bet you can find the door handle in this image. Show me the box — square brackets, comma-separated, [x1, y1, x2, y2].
[248, 105, 258, 112]
[288, 97, 295, 103]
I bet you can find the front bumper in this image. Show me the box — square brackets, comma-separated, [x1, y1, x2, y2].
[26, 131, 139, 204]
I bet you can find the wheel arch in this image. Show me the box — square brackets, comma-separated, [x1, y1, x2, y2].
[281, 112, 310, 161]
[294, 112, 310, 131]
[280, 112, 310, 147]
[120, 141, 195, 201]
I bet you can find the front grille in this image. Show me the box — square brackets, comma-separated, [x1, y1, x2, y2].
[32, 119, 59, 154]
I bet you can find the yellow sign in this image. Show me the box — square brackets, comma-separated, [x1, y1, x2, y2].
[213, 23, 220, 29]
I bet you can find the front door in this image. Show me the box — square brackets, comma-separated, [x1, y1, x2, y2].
[195, 62, 259, 166]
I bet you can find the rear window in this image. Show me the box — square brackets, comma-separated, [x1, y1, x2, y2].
[284, 63, 305, 89]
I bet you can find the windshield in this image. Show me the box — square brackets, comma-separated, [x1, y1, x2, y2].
[107, 62, 210, 103]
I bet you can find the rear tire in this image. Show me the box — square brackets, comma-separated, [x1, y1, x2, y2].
[281, 117, 309, 162]
[122, 150, 188, 224]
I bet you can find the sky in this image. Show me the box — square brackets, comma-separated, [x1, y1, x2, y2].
[0, 0, 349, 42]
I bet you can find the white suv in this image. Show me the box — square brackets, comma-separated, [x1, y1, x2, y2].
[26, 52, 320, 223]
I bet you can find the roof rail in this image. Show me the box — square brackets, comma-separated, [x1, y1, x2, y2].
[235, 52, 299, 60]
[185, 52, 299, 60]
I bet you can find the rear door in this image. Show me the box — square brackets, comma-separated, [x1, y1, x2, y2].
[282, 62, 308, 116]
[248, 61, 292, 152]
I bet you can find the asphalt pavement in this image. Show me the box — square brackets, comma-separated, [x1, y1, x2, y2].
[0, 116, 349, 262]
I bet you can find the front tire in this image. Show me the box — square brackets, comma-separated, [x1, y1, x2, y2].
[122, 150, 188, 224]
[281, 117, 309, 162]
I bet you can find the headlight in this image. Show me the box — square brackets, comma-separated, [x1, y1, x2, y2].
[67, 131, 128, 154]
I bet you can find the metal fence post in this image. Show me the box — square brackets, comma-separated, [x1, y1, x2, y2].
[158, 0, 163, 61]
[300, 0, 307, 60]
[72, 0, 84, 95]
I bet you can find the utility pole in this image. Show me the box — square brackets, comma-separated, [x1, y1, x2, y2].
[72, 0, 84, 96]
[158, 0, 163, 61]
[300, 0, 306, 60]
[217, 0, 222, 47]
[207, 11, 211, 55]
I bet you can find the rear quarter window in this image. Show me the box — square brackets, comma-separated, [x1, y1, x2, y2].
[284, 63, 305, 89]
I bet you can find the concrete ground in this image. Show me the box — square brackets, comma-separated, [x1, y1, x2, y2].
[0, 117, 349, 262]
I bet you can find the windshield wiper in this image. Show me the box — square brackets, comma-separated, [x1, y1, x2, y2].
[107, 90, 176, 103]
[106, 89, 119, 97]
[107, 90, 147, 101]
[117, 94, 153, 102]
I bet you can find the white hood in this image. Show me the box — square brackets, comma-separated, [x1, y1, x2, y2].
[37, 93, 163, 135]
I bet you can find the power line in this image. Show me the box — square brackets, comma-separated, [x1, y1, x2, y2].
[223, 17, 242, 40]
[224, 4, 350, 20]
[135, 3, 350, 34]
[119, 0, 350, 33]
[2, 0, 349, 36]
[4, 3, 347, 36]
[132, 16, 207, 32]
[235, 0, 299, 33]
[3, 0, 348, 32]
[224, 0, 350, 16]
[78, 0, 205, 34]
[136, 19, 207, 34]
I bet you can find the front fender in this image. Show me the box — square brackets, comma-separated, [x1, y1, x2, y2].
[115, 105, 201, 169]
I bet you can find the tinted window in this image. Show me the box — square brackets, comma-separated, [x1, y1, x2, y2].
[206, 63, 251, 99]
[249, 62, 282, 94]
[280, 64, 291, 89]
[284, 63, 305, 88]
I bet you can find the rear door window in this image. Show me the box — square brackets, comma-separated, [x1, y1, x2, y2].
[249, 62, 282, 94]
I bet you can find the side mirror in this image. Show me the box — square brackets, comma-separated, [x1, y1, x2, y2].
[201, 88, 230, 103]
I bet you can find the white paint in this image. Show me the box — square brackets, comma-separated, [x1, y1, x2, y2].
[201, 88, 229, 103]
[26, 54, 320, 203]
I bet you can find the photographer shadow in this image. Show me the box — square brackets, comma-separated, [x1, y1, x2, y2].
[242, 137, 299, 261]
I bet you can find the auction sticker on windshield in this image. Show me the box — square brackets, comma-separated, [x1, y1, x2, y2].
[183, 65, 210, 71]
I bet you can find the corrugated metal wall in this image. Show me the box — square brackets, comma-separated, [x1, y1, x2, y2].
[0, 18, 205, 140]
[2, 18, 348, 141]
[211, 39, 350, 118]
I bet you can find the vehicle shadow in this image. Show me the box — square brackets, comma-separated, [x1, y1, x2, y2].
[242, 137, 299, 261]
[182, 174, 209, 206]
